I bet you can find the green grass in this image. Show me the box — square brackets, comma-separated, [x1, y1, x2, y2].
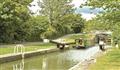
[0, 34, 87, 55]
[63, 34, 85, 39]
[60, 34, 85, 43]
[0, 43, 55, 55]
[89, 48, 120, 70]
[61, 34, 95, 47]
[25, 43, 55, 52]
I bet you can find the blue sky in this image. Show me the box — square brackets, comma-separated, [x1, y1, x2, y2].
[75, 6, 103, 20]
[29, 0, 102, 20]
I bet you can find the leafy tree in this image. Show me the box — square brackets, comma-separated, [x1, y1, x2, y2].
[85, 0, 120, 44]
[38, 0, 75, 38]
[0, 0, 32, 43]
[86, 0, 120, 28]
[26, 16, 48, 41]
[61, 14, 85, 33]
[38, 0, 74, 25]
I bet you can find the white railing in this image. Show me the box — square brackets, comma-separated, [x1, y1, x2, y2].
[14, 44, 25, 58]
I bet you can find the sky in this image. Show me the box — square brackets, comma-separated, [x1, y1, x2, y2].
[72, 0, 87, 8]
[29, 0, 102, 20]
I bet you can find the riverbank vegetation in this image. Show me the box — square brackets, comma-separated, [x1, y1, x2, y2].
[0, 33, 95, 55]
[84, 0, 120, 69]
[89, 48, 120, 70]
[0, 0, 120, 69]
[0, 0, 85, 44]
[0, 34, 83, 55]
[1, 0, 119, 46]
[84, 0, 120, 46]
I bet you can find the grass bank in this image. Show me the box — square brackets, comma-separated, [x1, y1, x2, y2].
[0, 34, 85, 55]
[0, 43, 55, 55]
[57, 34, 83, 42]
[89, 48, 120, 70]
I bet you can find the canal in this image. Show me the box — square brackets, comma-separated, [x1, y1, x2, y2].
[0, 46, 99, 70]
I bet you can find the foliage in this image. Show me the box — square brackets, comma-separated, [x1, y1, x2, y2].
[85, 0, 120, 44]
[38, 0, 74, 38]
[37, 0, 85, 39]
[26, 16, 48, 41]
[61, 14, 85, 33]
[112, 22, 120, 44]
[0, 0, 85, 43]
[0, 0, 32, 43]
[38, 0, 74, 25]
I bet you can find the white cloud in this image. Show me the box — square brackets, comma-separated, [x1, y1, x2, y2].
[29, 0, 40, 14]
[72, 0, 87, 8]
[72, 0, 96, 20]
[81, 13, 96, 21]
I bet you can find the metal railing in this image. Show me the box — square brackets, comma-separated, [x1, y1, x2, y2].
[14, 44, 25, 58]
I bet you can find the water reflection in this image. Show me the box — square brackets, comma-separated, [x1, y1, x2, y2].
[13, 59, 24, 70]
[42, 57, 48, 70]
[1, 47, 99, 70]
[1, 50, 79, 70]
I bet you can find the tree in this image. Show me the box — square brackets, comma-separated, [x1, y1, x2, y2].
[0, 0, 32, 43]
[38, 0, 74, 25]
[37, 0, 75, 38]
[86, 0, 120, 26]
[85, 0, 120, 44]
[26, 16, 48, 41]
[61, 14, 85, 33]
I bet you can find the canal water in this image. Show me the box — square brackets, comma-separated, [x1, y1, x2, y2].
[0, 47, 99, 70]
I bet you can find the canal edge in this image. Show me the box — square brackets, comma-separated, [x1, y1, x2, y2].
[68, 50, 105, 70]
[0, 47, 69, 64]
